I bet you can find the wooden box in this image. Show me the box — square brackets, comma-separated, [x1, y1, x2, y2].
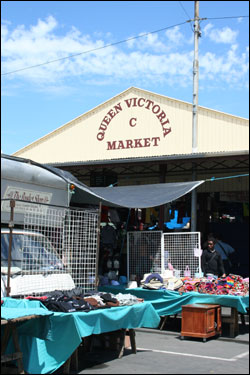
[181, 304, 222, 342]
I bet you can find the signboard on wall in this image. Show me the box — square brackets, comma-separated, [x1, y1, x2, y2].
[1, 186, 53, 214]
[96, 96, 172, 152]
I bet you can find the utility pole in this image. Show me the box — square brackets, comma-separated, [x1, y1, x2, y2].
[191, 0, 201, 232]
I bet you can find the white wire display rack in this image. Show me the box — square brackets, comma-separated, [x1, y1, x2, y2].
[127, 231, 201, 281]
[163, 232, 201, 277]
[127, 231, 163, 282]
[21, 204, 99, 295]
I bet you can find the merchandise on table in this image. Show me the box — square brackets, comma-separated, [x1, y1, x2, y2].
[136, 272, 249, 297]
[23, 287, 145, 312]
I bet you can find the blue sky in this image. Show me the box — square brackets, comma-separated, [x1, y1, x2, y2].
[1, 1, 249, 155]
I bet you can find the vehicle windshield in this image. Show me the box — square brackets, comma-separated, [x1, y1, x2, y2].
[1, 233, 65, 272]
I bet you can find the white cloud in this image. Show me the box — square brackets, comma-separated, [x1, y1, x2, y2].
[1, 16, 248, 93]
[126, 31, 167, 53]
[199, 45, 249, 87]
[203, 23, 239, 44]
[165, 26, 183, 45]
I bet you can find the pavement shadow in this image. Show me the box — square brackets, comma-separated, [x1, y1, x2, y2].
[159, 315, 249, 339]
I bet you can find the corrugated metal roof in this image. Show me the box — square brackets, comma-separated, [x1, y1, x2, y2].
[47, 150, 249, 167]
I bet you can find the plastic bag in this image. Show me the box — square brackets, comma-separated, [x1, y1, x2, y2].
[194, 267, 204, 278]
[184, 265, 191, 277]
[162, 269, 174, 278]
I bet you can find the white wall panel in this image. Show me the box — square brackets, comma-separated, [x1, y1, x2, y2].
[14, 87, 249, 164]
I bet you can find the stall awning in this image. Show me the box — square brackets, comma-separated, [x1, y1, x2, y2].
[72, 180, 204, 209]
[2, 154, 204, 209]
[45, 161, 204, 208]
[90, 181, 204, 208]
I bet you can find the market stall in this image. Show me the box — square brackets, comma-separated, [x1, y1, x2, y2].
[1, 297, 160, 374]
[98, 284, 249, 316]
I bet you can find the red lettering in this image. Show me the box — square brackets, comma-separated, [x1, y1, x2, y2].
[144, 99, 154, 110]
[99, 124, 107, 131]
[144, 138, 151, 147]
[107, 137, 161, 150]
[132, 98, 137, 107]
[163, 128, 171, 137]
[129, 118, 137, 127]
[114, 102, 122, 114]
[151, 137, 160, 146]
[107, 141, 117, 150]
[161, 119, 170, 126]
[134, 139, 143, 148]
[107, 109, 116, 119]
[126, 140, 134, 148]
[117, 141, 125, 149]
[124, 98, 133, 108]
[102, 116, 111, 126]
[138, 98, 145, 107]
[157, 111, 166, 123]
[97, 132, 105, 141]
[152, 105, 160, 114]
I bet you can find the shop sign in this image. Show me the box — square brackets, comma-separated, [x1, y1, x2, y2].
[1, 186, 52, 214]
[96, 97, 171, 150]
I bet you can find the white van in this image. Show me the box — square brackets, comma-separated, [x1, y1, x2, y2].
[1, 228, 75, 297]
[1, 154, 102, 297]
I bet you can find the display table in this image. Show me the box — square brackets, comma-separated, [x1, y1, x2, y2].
[180, 304, 222, 342]
[1, 305, 54, 375]
[98, 285, 249, 315]
[1, 297, 160, 374]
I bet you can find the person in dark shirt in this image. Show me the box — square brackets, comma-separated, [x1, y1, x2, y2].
[201, 237, 226, 278]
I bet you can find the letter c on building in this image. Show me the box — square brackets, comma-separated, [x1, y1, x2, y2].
[129, 118, 137, 127]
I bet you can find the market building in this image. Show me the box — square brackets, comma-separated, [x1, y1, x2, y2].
[13, 87, 249, 276]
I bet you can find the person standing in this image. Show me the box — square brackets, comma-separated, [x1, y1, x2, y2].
[201, 237, 226, 278]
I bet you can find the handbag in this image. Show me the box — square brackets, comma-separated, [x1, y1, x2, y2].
[184, 265, 191, 277]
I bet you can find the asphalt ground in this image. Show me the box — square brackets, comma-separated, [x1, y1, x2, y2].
[73, 319, 249, 374]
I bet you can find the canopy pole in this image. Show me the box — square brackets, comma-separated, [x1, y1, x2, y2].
[159, 164, 167, 230]
[120, 208, 131, 257]
[191, 168, 197, 232]
[95, 202, 102, 288]
[7, 200, 15, 297]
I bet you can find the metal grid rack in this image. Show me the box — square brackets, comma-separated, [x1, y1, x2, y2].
[21, 204, 99, 295]
[62, 209, 99, 291]
[127, 231, 201, 281]
[163, 232, 201, 277]
[127, 231, 163, 282]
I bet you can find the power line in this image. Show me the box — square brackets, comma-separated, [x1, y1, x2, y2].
[205, 15, 249, 21]
[1, 20, 188, 76]
[178, 1, 193, 31]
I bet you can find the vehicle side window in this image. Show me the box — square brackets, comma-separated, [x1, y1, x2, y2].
[1, 234, 23, 267]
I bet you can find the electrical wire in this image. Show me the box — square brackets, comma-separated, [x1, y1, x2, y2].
[179, 1, 192, 20]
[178, 1, 193, 31]
[205, 15, 249, 21]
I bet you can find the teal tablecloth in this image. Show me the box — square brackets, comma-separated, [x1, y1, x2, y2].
[98, 285, 249, 315]
[1, 297, 160, 374]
